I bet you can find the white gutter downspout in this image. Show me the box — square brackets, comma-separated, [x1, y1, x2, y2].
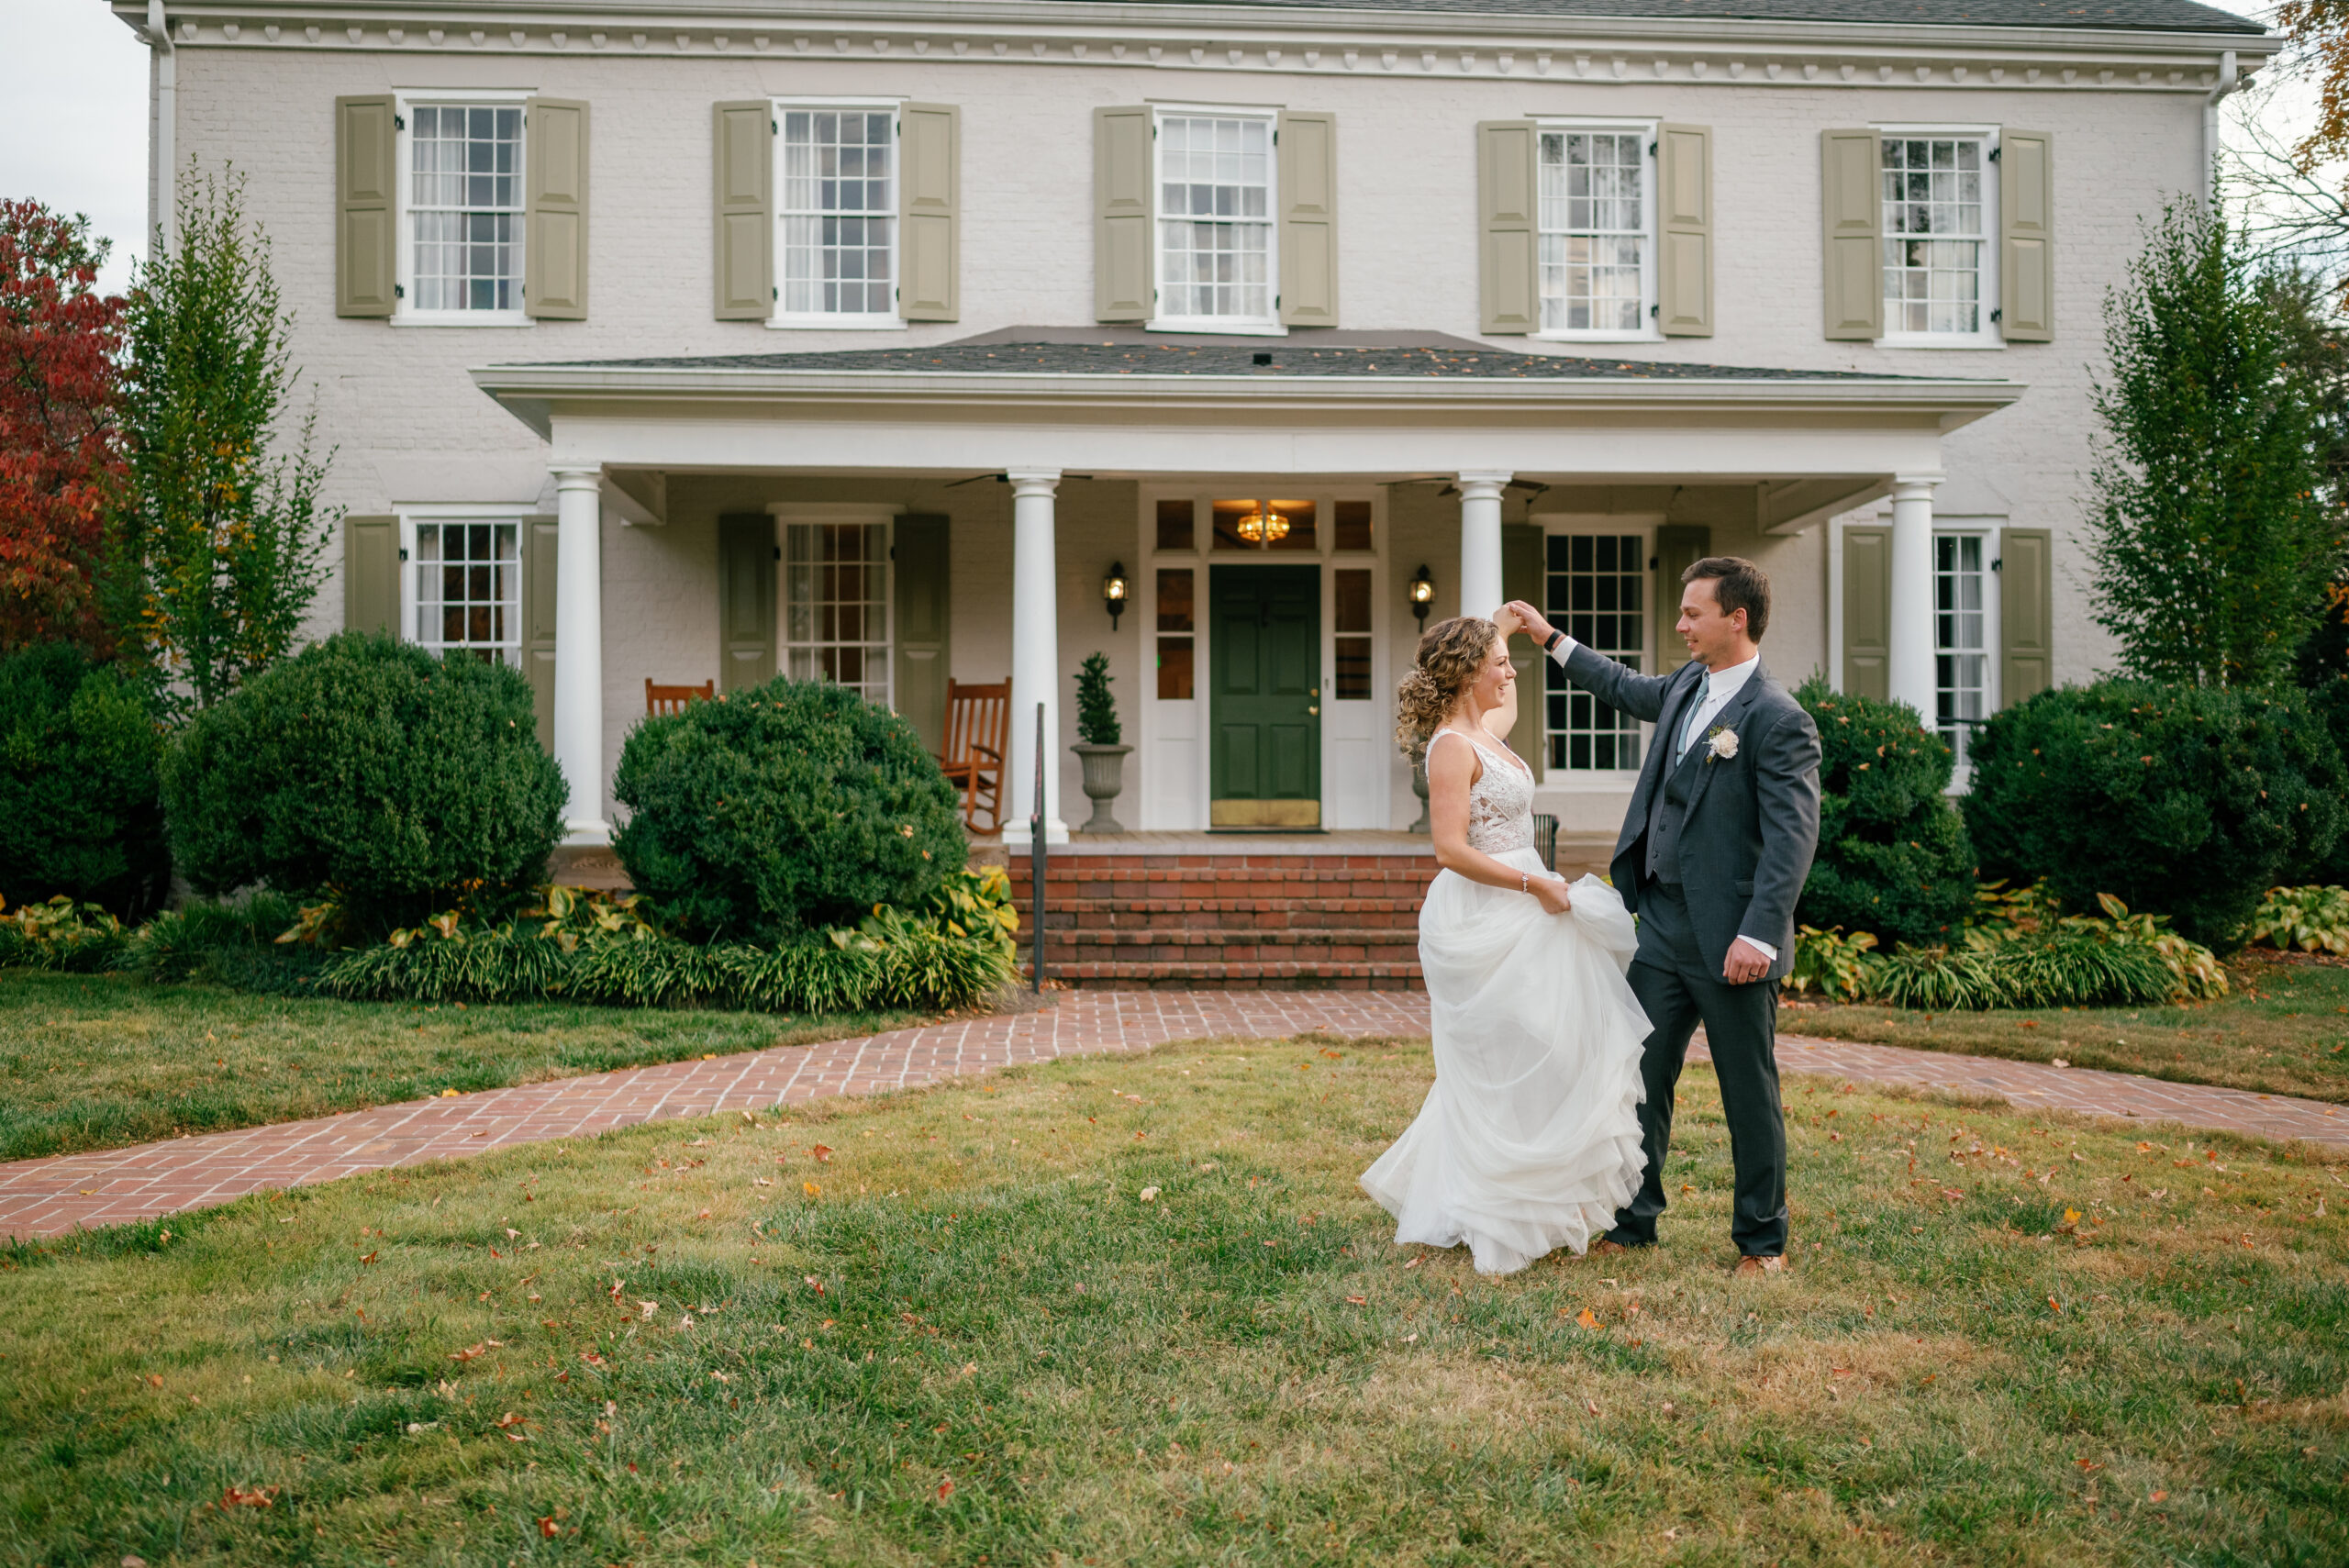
[146, 0, 174, 252]
[2204, 49, 2243, 194]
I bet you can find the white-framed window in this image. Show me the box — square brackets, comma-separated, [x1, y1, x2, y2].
[1154, 109, 1278, 331]
[1934, 531, 1993, 768]
[1542, 527, 1652, 775]
[782, 517, 892, 705]
[1878, 127, 2000, 347]
[399, 510, 527, 664]
[1536, 122, 1658, 340]
[393, 93, 531, 327]
[774, 100, 901, 328]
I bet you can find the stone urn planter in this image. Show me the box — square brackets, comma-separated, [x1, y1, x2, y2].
[1409, 758, 1431, 834]
[1072, 742, 1133, 834]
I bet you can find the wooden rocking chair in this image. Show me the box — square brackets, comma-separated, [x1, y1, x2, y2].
[645, 678, 715, 716]
[936, 678, 1010, 832]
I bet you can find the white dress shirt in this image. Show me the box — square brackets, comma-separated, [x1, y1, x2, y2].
[1547, 636, 1776, 963]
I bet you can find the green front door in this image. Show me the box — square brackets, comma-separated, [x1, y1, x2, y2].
[1209, 565, 1321, 828]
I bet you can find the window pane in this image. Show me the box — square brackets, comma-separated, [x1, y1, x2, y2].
[1211, 498, 1260, 550]
[412, 520, 520, 665]
[1155, 498, 1196, 552]
[781, 109, 895, 316]
[1538, 130, 1645, 334]
[1156, 569, 1194, 633]
[410, 103, 523, 311]
[1334, 500, 1373, 551]
[1334, 636, 1372, 701]
[1882, 138, 1985, 335]
[784, 521, 891, 706]
[1157, 637, 1195, 700]
[1157, 115, 1274, 319]
[1264, 499, 1316, 552]
[1545, 532, 1645, 772]
[1333, 569, 1372, 634]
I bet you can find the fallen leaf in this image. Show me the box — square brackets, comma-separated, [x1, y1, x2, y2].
[812, 1145, 833, 1162]
[1345, 1295, 1367, 1306]
[538, 1517, 559, 1538]
[1576, 1308, 1601, 1329]
[936, 1479, 955, 1500]
[803, 1183, 822, 1198]
[639, 1301, 659, 1321]
[2150, 1490, 2169, 1503]
[218, 1485, 277, 1508]
[448, 1342, 488, 1362]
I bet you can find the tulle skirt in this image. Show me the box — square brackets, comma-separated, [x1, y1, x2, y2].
[1360, 851, 1652, 1275]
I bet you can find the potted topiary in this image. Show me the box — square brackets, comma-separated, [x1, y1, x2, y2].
[1071, 652, 1132, 834]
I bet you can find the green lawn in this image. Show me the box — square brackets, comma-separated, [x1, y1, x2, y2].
[0, 971, 931, 1162]
[3, 1033, 2342, 1566]
[1786, 950, 2349, 1104]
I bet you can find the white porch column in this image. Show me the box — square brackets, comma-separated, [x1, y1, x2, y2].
[1004, 468, 1068, 848]
[1456, 470, 1512, 621]
[551, 465, 609, 844]
[1887, 473, 1942, 724]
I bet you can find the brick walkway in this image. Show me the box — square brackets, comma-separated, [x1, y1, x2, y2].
[3, 993, 2341, 1240]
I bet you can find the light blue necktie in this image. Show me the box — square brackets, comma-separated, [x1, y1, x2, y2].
[1676, 670, 1712, 762]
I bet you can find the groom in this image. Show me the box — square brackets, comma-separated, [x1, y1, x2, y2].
[1506, 557, 1820, 1273]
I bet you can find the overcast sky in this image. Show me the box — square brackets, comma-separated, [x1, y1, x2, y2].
[0, 0, 2299, 297]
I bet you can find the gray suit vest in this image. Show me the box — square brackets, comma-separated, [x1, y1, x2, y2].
[1644, 736, 1707, 884]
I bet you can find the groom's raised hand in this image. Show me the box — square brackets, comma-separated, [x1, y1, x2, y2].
[1504, 601, 1557, 646]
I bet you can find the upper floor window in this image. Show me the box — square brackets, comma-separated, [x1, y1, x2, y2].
[1157, 113, 1275, 328]
[1880, 130, 1999, 346]
[779, 106, 897, 323]
[1538, 128, 1654, 339]
[402, 101, 525, 321]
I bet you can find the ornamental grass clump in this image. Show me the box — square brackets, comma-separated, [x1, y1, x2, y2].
[612, 677, 966, 942]
[0, 643, 172, 919]
[1792, 676, 1976, 949]
[158, 631, 565, 933]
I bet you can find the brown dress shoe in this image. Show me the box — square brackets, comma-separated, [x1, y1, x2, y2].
[1732, 1254, 1787, 1277]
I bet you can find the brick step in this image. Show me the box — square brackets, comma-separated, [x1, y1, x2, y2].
[1042, 927, 1420, 954]
[1008, 873, 1438, 898]
[1024, 959, 1426, 991]
[1025, 895, 1421, 920]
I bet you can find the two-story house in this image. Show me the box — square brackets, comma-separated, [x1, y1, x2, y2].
[109, 0, 2276, 868]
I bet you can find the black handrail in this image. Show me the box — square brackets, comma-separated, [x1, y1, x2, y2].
[1030, 701, 1047, 993]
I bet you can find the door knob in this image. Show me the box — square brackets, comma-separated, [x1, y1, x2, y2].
[1308, 705, 1319, 716]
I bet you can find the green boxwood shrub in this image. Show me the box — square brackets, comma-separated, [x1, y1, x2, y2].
[1791, 676, 1976, 949]
[0, 644, 172, 918]
[159, 631, 565, 930]
[1966, 680, 2347, 948]
[612, 677, 966, 941]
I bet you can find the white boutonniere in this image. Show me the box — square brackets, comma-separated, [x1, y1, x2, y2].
[1705, 725, 1740, 762]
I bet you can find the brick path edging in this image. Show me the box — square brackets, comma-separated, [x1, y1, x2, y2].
[2, 992, 2340, 1240]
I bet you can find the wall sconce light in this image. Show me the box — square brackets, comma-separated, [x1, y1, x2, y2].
[1103, 561, 1129, 629]
[1409, 565, 1435, 626]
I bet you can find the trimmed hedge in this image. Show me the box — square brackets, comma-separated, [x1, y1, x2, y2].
[2311, 675, 2349, 886]
[160, 631, 566, 930]
[612, 677, 966, 942]
[1791, 676, 1976, 949]
[1966, 680, 2347, 948]
[0, 644, 172, 918]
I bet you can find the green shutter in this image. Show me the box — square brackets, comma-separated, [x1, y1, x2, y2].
[713, 101, 773, 320]
[525, 97, 588, 319]
[1653, 524, 1711, 674]
[898, 104, 959, 322]
[1656, 124, 1713, 337]
[718, 513, 775, 691]
[1276, 110, 1338, 328]
[1095, 106, 1152, 322]
[1501, 522, 1545, 780]
[336, 95, 396, 317]
[1842, 523, 1892, 701]
[1999, 129, 2054, 342]
[522, 515, 560, 751]
[1999, 527, 2054, 705]
[344, 515, 399, 635]
[1478, 120, 1539, 334]
[1820, 128, 1882, 340]
[894, 514, 951, 752]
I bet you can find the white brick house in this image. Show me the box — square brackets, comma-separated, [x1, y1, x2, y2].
[110, 0, 2277, 849]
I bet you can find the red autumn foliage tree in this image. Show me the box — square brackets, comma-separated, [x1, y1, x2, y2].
[0, 200, 125, 653]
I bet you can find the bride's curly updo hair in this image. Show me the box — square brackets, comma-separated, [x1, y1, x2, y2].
[1395, 615, 1497, 762]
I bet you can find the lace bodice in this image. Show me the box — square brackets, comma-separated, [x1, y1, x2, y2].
[1431, 728, 1536, 854]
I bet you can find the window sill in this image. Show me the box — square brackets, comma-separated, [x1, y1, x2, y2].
[1533, 773, 1644, 792]
[766, 315, 907, 331]
[390, 312, 535, 328]
[1148, 319, 1287, 339]
[1876, 333, 2004, 350]
[1533, 328, 1664, 346]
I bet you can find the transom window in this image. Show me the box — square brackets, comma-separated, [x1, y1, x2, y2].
[408, 104, 523, 313]
[1883, 136, 1988, 338]
[1538, 129, 1651, 336]
[413, 520, 519, 664]
[1157, 115, 1274, 324]
[1544, 533, 1647, 773]
[1934, 534, 1989, 767]
[780, 109, 896, 318]
[785, 520, 891, 705]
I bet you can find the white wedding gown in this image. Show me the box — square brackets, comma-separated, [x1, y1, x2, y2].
[1360, 728, 1652, 1274]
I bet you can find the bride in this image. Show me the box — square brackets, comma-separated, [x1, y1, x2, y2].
[1359, 610, 1650, 1274]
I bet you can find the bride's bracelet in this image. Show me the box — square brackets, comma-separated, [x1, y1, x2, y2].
[1520, 872, 1530, 895]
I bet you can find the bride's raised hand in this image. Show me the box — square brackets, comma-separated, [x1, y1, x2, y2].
[1490, 603, 1525, 639]
[1529, 873, 1574, 917]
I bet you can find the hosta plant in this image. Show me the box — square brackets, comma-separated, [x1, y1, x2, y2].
[2249, 884, 2349, 956]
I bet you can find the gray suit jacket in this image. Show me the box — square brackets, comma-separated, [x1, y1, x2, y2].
[1557, 643, 1823, 984]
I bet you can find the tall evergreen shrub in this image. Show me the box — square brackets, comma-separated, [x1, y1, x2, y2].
[0, 644, 170, 917]
[160, 631, 564, 929]
[1966, 680, 2346, 947]
[1790, 676, 1976, 948]
[612, 677, 966, 942]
